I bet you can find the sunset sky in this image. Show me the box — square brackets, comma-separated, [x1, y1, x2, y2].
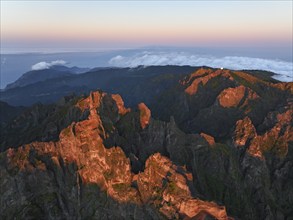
[1, 1, 292, 51]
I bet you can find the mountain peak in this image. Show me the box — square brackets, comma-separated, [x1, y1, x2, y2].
[182, 68, 234, 95]
[1, 66, 292, 219]
[1, 91, 230, 219]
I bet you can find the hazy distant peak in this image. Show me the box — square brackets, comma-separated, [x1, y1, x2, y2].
[5, 64, 89, 90]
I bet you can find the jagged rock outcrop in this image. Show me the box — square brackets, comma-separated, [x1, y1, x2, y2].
[233, 116, 256, 147]
[136, 153, 227, 219]
[153, 67, 291, 138]
[0, 91, 228, 220]
[1, 67, 292, 220]
[138, 103, 151, 129]
[151, 67, 293, 219]
[234, 108, 293, 159]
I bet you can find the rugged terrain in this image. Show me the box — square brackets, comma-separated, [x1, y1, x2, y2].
[0, 67, 292, 219]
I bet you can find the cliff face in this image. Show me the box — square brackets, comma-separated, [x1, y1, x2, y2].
[1, 67, 292, 220]
[0, 91, 228, 220]
[152, 68, 291, 139]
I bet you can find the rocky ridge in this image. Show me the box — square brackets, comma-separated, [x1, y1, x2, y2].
[0, 91, 229, 219]
[1, 67, 292, 219]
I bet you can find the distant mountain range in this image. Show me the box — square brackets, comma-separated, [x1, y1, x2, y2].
[0, 65, 198, 106]
[5, 65, 90, 90]
[0, 65, 280, 107]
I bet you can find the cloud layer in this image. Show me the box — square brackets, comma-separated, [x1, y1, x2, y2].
[31, 60, 67, 70]
[109, 52, 293, 82]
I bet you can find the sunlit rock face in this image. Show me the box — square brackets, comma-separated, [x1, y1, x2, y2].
[182, 68, 235, 96]
[233, 116, 257, 147]
[200, 133, 216, 146]
[234, 108, 293, 159]
[1, 67, 292, 220]
[0, 91, 229, 220]
[138, 102, 151, 129]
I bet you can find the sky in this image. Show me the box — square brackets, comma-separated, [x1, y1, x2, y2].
[1, 1, 292, 51]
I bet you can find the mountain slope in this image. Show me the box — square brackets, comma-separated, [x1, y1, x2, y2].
[0, 101, 26, 127]
[151, 68, 292, 138]
[0, 66, 199, 106]
[0, 91, 228, 219]
[1, 67, 292, 219]
[0, 95, 88, 152]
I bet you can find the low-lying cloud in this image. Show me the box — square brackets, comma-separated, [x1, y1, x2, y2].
[109, 52, 292, 82]
[31, 60, 67, 71]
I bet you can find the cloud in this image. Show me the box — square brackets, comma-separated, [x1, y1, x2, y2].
[31, 60, 67, 71]
[109, 51, 293, 82]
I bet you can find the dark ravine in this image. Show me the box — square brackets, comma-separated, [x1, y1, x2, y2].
[0, 67, 292, 219]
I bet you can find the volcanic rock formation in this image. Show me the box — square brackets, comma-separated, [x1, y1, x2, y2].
[1, 67, 292, 220]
